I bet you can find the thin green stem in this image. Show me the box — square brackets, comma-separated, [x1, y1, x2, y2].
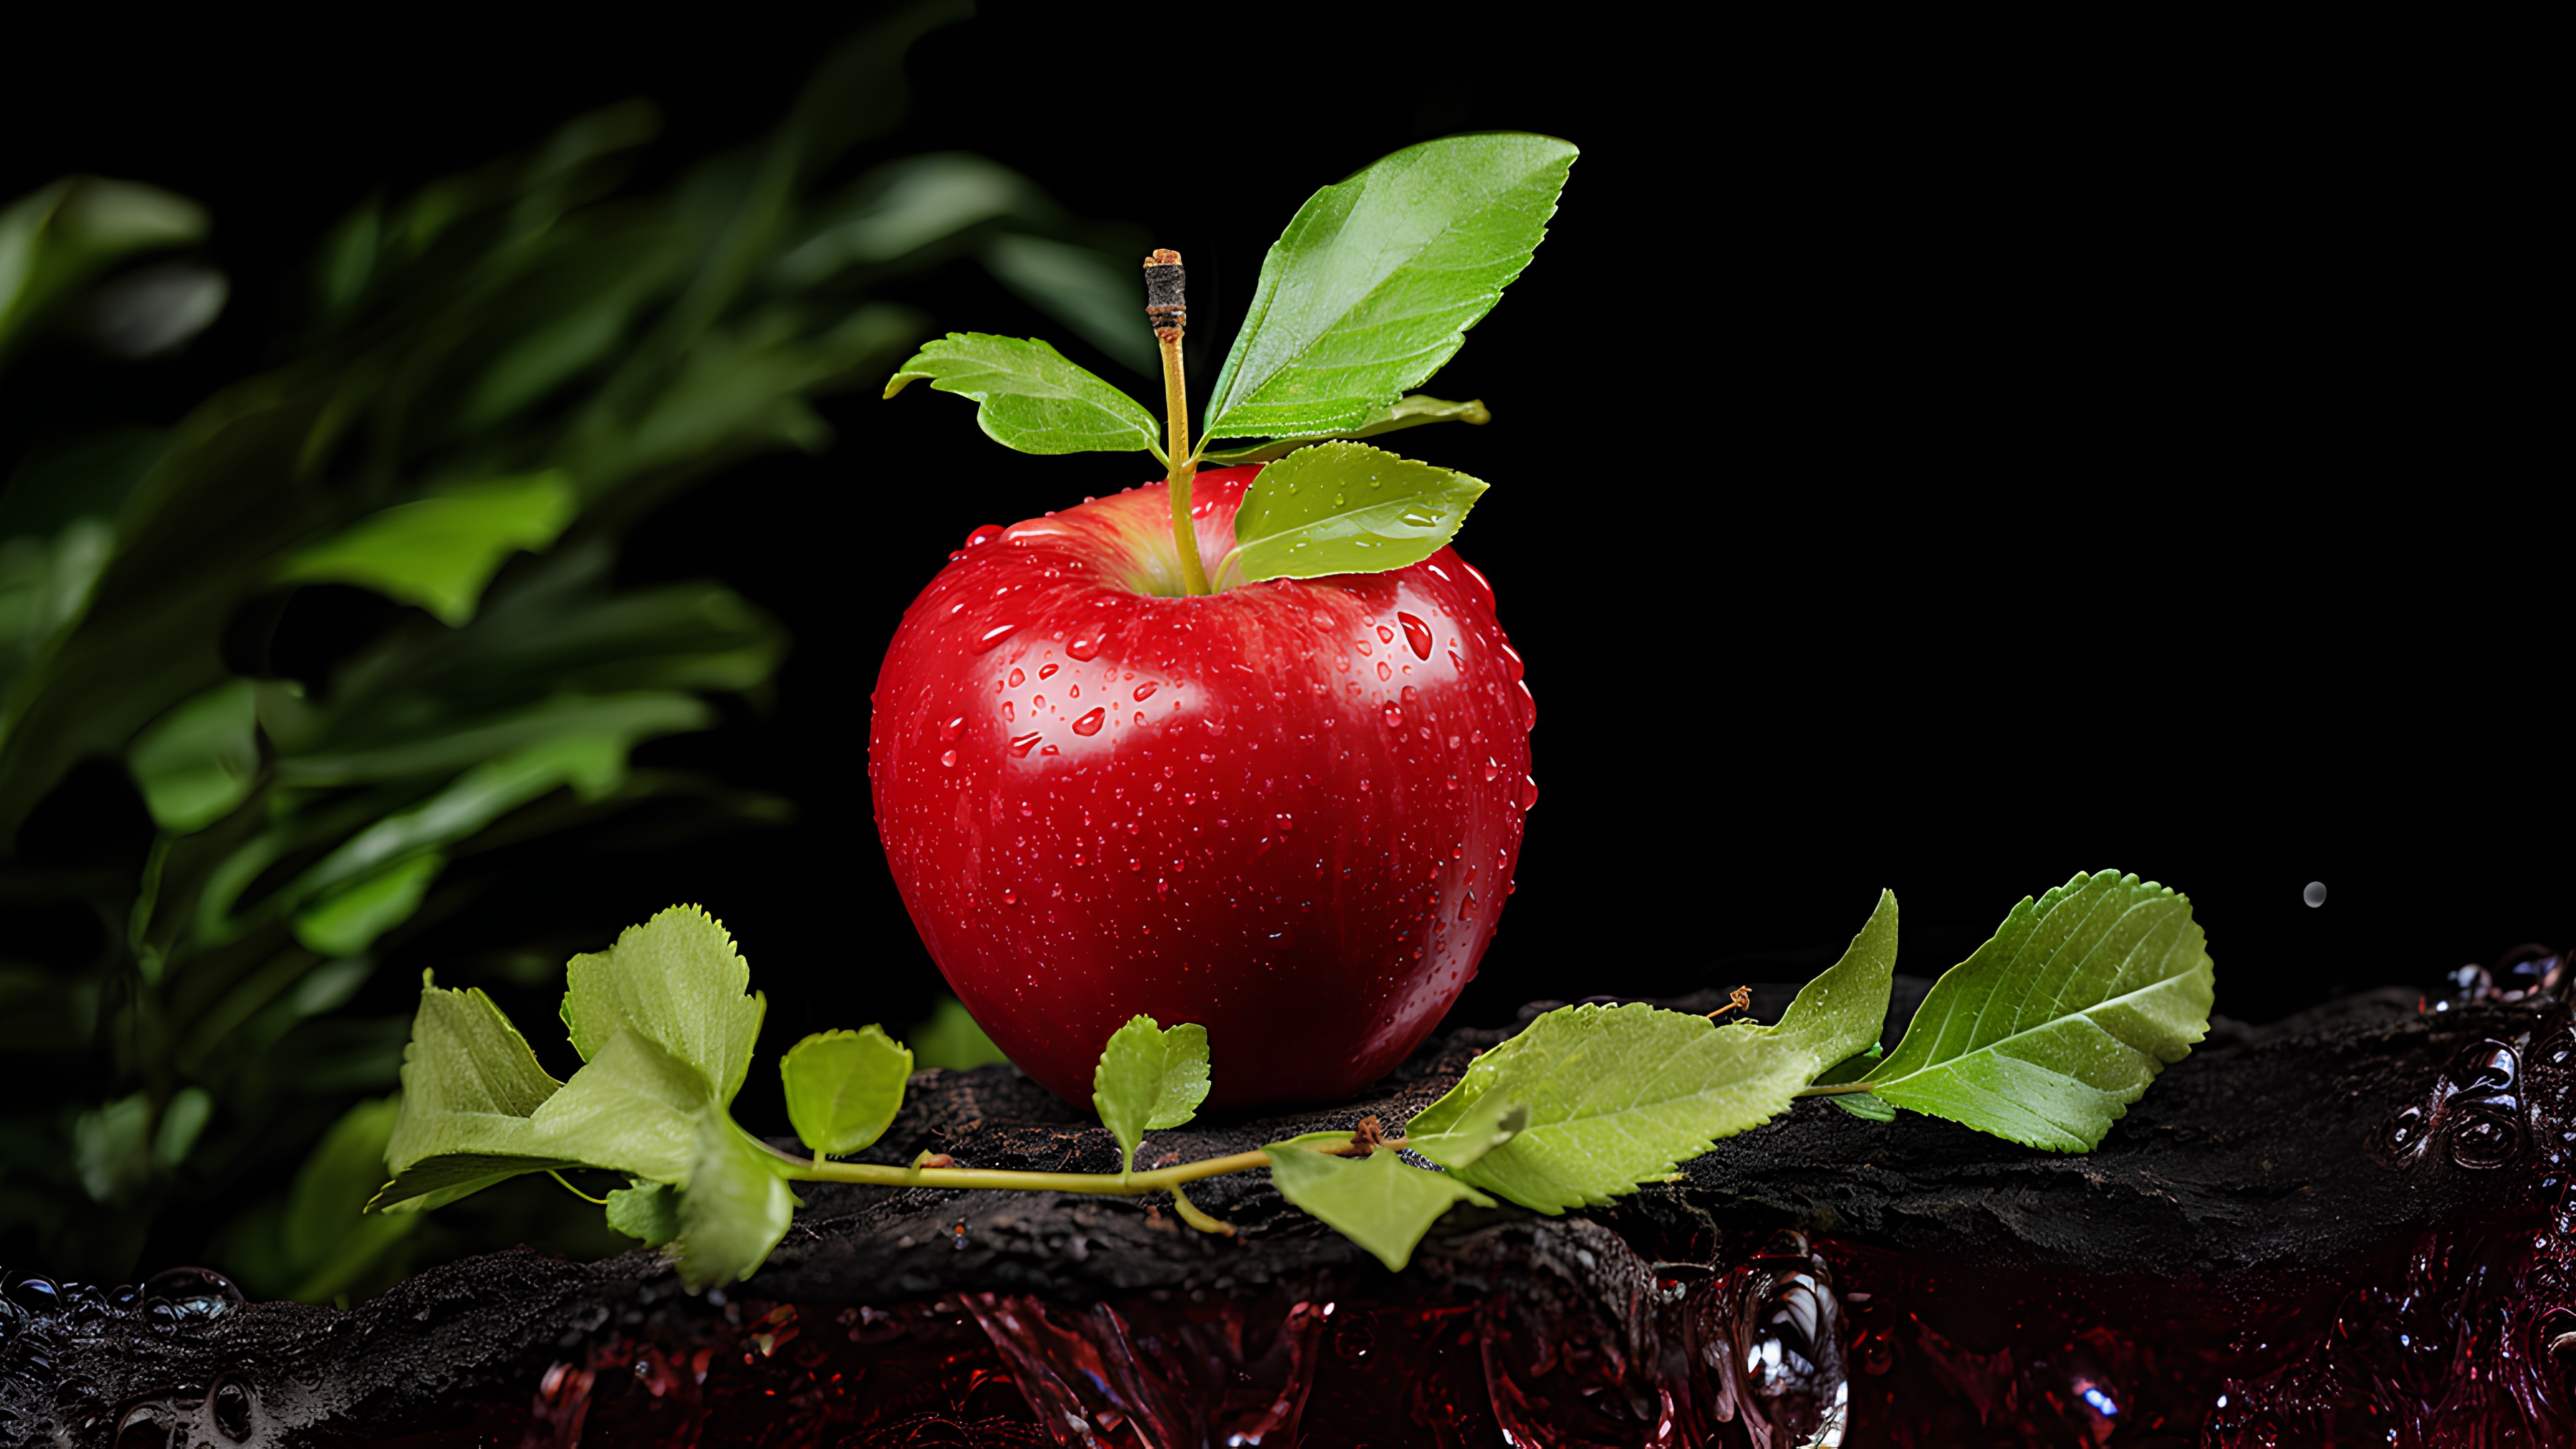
[547, 1169, 610, 1205]
[771, 1136, 1399, 1197]
[1792, 1082, 1881, 1098]
[1160, 334, 1210, 597]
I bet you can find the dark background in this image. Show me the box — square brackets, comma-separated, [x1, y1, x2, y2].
[3, 3, 2555, 1138]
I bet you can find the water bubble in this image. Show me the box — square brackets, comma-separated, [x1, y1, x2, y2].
[1377, 661, 1392, 682]
[213, 1377, 256, 1441]
[1040, 663, 1060, 680]
[2453, 1040, 2518, 1096]
[5, 1271, 62, 1316]
[1395, 611, 1434, 660]
[964, 524, 1004, 549]
[1008, 732, 1042, 757]
[1383, 702, 1403, 729]
[1519, 775, 1540, 810]
[142, 1266, 241, 1325]
[1376, 625, 1395, 645]
[973, 623, 1020, 653]
[940, 749, 957, 768]
[2449, 1107, 2519, 1169]
[1008, 667, 1025, 687]
[1134, 682, 1158, 701]
[1002, 890, 1018, 907]
[1068, 636, 1103, 661]
[2303, 880, 2328, 908]
[1072, 708, 1106, 737]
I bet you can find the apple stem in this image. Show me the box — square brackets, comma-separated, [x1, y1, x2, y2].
[760, 1132, 1408, 1199]
[1145, 248, 1212, 596]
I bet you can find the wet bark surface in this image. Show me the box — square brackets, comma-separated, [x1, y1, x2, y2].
[3, 981, 2551, 1444]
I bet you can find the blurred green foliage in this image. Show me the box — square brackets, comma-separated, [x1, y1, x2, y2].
[0, 1, 1126, 1299]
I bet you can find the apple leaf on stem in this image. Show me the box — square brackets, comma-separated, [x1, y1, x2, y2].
[1220, 442, 1487, 585]
[883, 333, 1165, 460]
[1812, 1044, 1896, 1120]
[1200, 134, 1576, 445]
[1091, 1015, 1212, 1176]
[1403, 892, 1897, 1213]
[1198, 394, 1490, 465]
[559, 906, 767, 1106]
[1858, 871, 2214, 1151]
[1261, 1134, 1494, 1273]
[782, 1026, 914, 1158]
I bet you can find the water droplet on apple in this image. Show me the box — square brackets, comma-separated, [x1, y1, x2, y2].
[1311, 610, 1336, 629]
[1072, 708, 1106, 737]
[1397, 612, 1434, 660]
[1519, 775, 1540, 810]
[1516, 680, 1537, 730]
[1068, 635, 1102, 661]
[1376, 625, 1395, 645]
[1008, 667, 1025, 688]
[1157, 878, 1169, 900]
[1002, 890, 1018, 906]
[1377, 661, 1392, 681]
[1383, 702, 1403, 729]
[1008, 732, 1042, 758]
[1039, 663, 1059, 680]
[939, 716, 965, 741]
[940, 749, 957, 768]
[1003, 701, 1015, 722]
[1134, 682, 1159, 702]
[974, 623, 1020, 653]
[1499, 641, 1525, 681]
[964, 525, 1003, 549]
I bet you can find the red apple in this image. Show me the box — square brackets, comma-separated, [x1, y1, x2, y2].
[868, 466, 1536, 1108]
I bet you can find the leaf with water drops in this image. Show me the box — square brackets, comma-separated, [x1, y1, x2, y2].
[1860, 871, 2214, 1151]
[781, 1026, 914, 1157]
[1263, 1136, 1493, 1272]
[1092, 1014, 1212, 1175]
[883, 333, 1165, 458]
[1222, 442, 1486, 584]
[1201, 134, 1576, 443]
[1198, 394, 1490, 464]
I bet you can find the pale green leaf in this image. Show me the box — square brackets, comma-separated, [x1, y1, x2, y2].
[1199, 395, 1489, 464]
[605, 1181, 680, 1246]
[782, 1026, 913, 1157]
[276, 472, 580, 626]
[1403, 1092, 1527, 1171]
[1203, 134, 1576, 442]
[292, 851, 443, 957]
[671, 1118, 798, 1291]
[883, 333, 1163, 459]
[1860, 871, 2215, 1152]
[1091, 1015, 1212, 1175]
[1403, 1004, 1818, 1215]
[376, 971, 577, 1210]
[1263, 1140, 1492, 1272]
[526, 1028, 714, 1184]
[1220, 442, 1485, 585]
[276, 1096, 425, 1302]
[559, 904, 767, 1106]
[1762, 888, 1898, 1067]
[127, 680, 260, 833]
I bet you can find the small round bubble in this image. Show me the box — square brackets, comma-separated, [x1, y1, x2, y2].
[2302, 880, 2328, 908]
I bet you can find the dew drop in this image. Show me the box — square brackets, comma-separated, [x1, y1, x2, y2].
[1134, 682, 1159, 702]
[1397, 612, 1434, 660]
[1008, 732, 1042, 757]
[1008, 667, 1025, 688]
[939, 715, 965, 741]
[973, 622, 1020, 653]
[1377, 624, 1395, 644]
[963, 524, 1004, 549]
[2303, 879, 2328, 908]
[1003, 701, 1016, 722]
[1519, 774, 1540, 810]
[213, 1378, 256, 1441]
[1275, 812, 1295, 833]
[1068, 636, 1103, 661]
[939, 749, 957, 768]
[1002, 890, 1019, 907]
[1072, 708, 1106, 737]
[1039, 663, 1060, 680]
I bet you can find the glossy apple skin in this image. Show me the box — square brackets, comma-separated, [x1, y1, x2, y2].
[868, 468, 1536, 1108]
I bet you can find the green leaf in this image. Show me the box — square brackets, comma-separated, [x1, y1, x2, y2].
[1263, 1140, 1492, 1272]
[525, 1027, 716, 1184]
[1813, 1045, 1896, 1122]
[559, 904, 767, 1106]
[1402, 1004, 1819, 1215]
[883, 333, 1163, 459]
[1221, 442, 1486, 584]
[908, 996, 1010, 1071]
[1764, 888, 1899, 1067]
[292, 851, 443, 958]
[126, 680, 260, 833]
[1202, 134, 1576, 443]
[604, 1181, 680, 1246]
[1403, 1091, 1528, 1171]
[376, 971, 578, 1210]
[1860, 871, 2215, 1151]
[1091, 1015, 1212, 1175]
[1, 176, 209, 362]
[671, 1118, 798, 1291]
[276, 472, 580, 627]
[1199, 395, 1489, 465]
[276, 1096, 425, 1302]
[782, 1026, 913, 1157]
